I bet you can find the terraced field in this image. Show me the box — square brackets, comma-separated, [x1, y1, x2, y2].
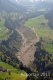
[0, 18, 11, 40]
[24, 15, 53, 54]
[0, 62, 26, 80]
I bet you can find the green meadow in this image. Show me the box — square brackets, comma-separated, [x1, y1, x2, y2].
[0, 72, 26, 80]
[0, 62, 18, 73]
[0, 62, 26, 80]
[24, 15, 53, 54]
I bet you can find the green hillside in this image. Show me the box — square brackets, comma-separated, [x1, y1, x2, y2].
[0, 18, 11, 40]
[0, 62, 18, 73]
[0, 62, 26, 80]
[24, 15, 53, 54]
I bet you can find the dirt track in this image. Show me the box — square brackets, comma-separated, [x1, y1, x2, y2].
[16, 27, 39, 66]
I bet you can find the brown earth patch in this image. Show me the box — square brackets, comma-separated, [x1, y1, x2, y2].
[16, 26, 39, 66]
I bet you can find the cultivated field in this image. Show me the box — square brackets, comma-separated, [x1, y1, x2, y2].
[24, 15, 53, 54]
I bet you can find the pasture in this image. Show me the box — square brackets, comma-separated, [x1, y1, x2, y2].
[24, 15, 53, 54]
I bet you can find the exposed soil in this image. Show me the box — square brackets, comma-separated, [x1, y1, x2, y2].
[16, 26, 39, 66]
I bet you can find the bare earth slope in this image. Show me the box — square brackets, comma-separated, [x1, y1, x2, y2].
[16, 26, 39, 66]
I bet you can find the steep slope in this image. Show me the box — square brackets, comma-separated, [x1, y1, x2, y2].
[16, 26, 39, 66]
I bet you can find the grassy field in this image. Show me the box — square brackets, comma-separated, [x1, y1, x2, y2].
[0, 62, 26, 80]
[0, 18, 11, 40]
[24, 15, 53, 54]
[0, 72, 26, 80]
[0, 62, 18, 73]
